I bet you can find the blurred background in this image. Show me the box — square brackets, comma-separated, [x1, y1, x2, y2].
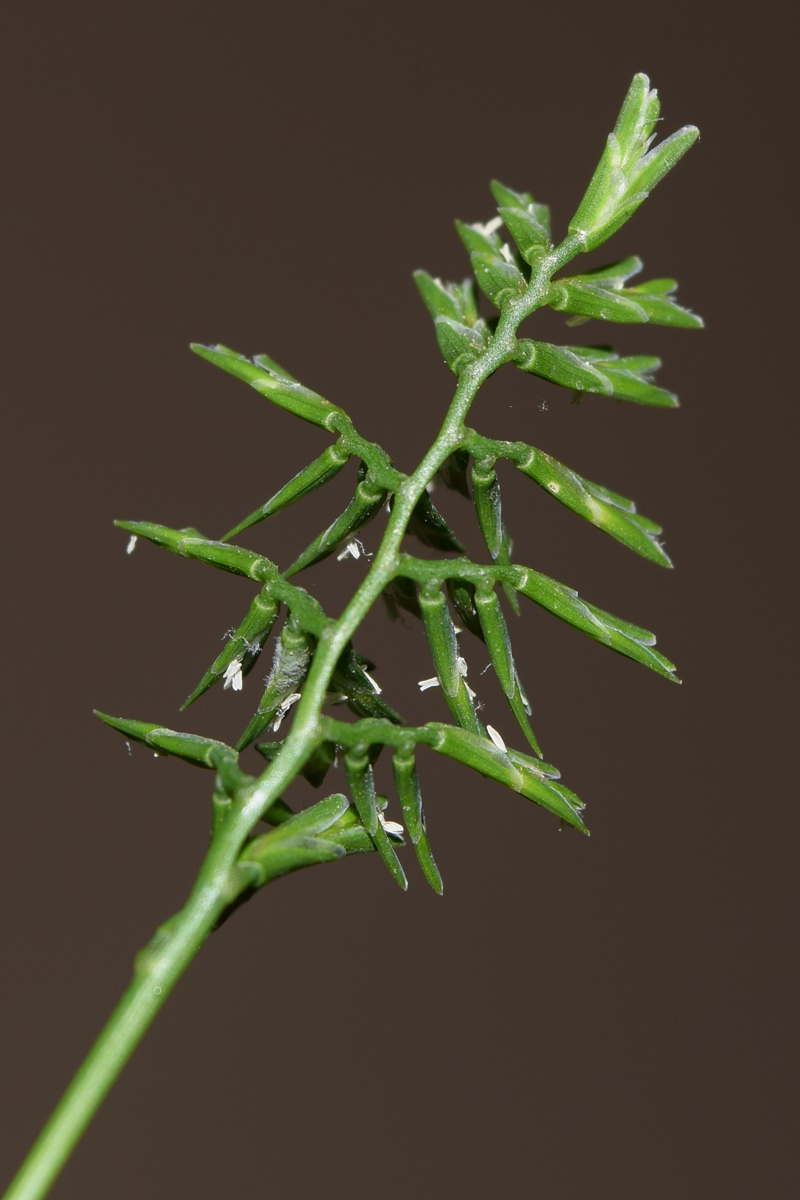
[1, 2, 795, 1196]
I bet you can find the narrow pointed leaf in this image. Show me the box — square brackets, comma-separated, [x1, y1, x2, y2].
[406, 491, 465, 553]
[435, 315, 490, 375]
[183, 590, 279, 709]
[624, 280, 703, 328]
[507, 673, 537, 752]
[599, 359, 677, 407]
[318, 805, 379, 857]
[471, 460, 504, 559]
[470, 251, 527, 308]
[344, 748, 379, 837]
[428, 723, 586, 831]
[474, 587, 541, 755]
[446, 577, 485, 642]
[430, 723, 523, 790]
[413, 270, 482, 326]
[514, 341, 612, 393]
[284, 467, 387, 576]
[236, 618, 313, 750]
[516, 445, 671, 567]
[240, 829, 345, 886]
[419, 588, 461, 696]
[372, 821, 408, 891]
[549, 272, 702, 329]
[569, 74, 698, 251]
[474, 588, 515, 697]
[489, 180, 533, 210]
[263, 792, 351, 840]
[191, 344, 348, 431]
[494, 528, 521, 614]
[436, 448, 472, 498]
[392, 750, 424, 843]
[467, 460, 518, 609]
[383, 575, 422, 622]
[568, 131, 624, 250]
[549, 281, 648, 324]
[506, 749, 587, 830]
[515, 342, 677, 407]
[496, 205, 551, 263]
[512, 567, 678, 680]
[299, 740, 338, 788]
[569, 256, 643, 287]
[251, 352, 298, 381]
[630, 126, 699, 199]
[570, 74, 658, 236]
[419, 587, 482, 735]
[614, 73, 661, 167]
[413, 833, 443, 894]
[344, 762, 407, 888]
[331, 646, 403, 724]
[117, 521, 271, 581]
[223, 441, 351, 541]
[455, 218, 503, 256]
[95, 712, 237, 769]
[449, 279, 480, 327]
[491, 180, 551, 242]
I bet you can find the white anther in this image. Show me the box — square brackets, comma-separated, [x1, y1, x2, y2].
[362, 668, 382, 695]
[418, 677, 440, 691]
[465, 683, 477, 701]
[337, 538, 371, 561]
[378, 811, 404, 838]
[500, 243, 514, 263]
[486, 725, 507, 754]
[478, 216, 503, 235]
[456, 656, 468, 677]
[126, 535, 138, 555]
[222, 658, 244, 692]
[272, 692, 302, 731]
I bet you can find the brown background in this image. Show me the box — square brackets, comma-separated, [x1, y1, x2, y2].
[1, 2, 796, 1197]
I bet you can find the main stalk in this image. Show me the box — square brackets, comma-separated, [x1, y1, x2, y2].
[3, 240, 577, 1200]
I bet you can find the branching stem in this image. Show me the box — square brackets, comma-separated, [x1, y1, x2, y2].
[5, 238, 582, 1200]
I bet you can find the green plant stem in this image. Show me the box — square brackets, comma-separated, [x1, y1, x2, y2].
[4, 236, 580, 1200]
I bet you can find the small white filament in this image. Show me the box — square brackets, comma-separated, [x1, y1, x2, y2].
[272, 692, 302, 731]
[378, 811, 404, 837]
[362, 669, 382, 695]
[222, 659, 244, 692]
[418, 677, 440, 691]
[337, 539, 371, 561]
[486, 725, 507, 754]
